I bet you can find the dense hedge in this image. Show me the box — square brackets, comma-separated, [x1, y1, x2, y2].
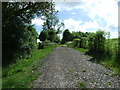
[70, 30, 106, 53]
[3, 24, 38, 66]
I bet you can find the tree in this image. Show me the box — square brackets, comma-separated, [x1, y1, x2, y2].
[62, 29, 72, 43]
[73, 38, 80, 47]
[2, 2, 53, 66]
[54, 35, 60, 43]
[41, 2, 64, 42]
[48, 29, 55, 42]
[71, 31, 84, 40]
[39, 31, 48, 42]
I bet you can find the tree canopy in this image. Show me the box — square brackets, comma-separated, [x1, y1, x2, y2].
[2, 2, 54, 66]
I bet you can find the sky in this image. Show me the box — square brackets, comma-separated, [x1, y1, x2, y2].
[32, 0, 120, 40]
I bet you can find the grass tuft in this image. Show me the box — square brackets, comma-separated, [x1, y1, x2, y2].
[77, 81, 87, 88]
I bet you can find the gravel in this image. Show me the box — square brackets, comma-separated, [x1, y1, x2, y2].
[33, 47, 120, 88]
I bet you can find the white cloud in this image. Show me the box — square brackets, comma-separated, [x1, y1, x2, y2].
[31, 18, 44, 26]
[82, 21, 100, 29]
[72, 12, 75, 15]
[109, 31, 118, 38]
[80, 0, 118, 28]
[64, 18, 86, 32]
[64, 18, 101, 33]
[55, 0, 119, 38]
[55, 2, 83, 11]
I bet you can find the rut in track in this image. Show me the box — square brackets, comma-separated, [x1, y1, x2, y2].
[33, 47, 120, 88]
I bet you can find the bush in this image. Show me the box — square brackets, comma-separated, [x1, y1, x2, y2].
[88, 34, 95, 51]
[66, 41, 73, 47]
[116, 37, 120, 63]
[73, 38, 81, 47]
[94, 30, 106, 53]
[38, 43, 44, 49]
[62, 29, 72, 43]
[2, 25, 38, 66]
[39, 30, 48, 42]
[81, 37, 88, 49]
[48, 30, 55, 42]
[61, 39, 66, 44]
[54, 35, 60, 43]
[88, 30, 106, 53]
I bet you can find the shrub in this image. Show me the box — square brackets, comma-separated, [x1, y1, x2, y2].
[62, 29, 72, 43]
[54, 35, 60, 43]
[39, 30, 48, 42]
[61, 39, 66, 44]
[66, 41, 73, 47]
[116, 37, 120, 63]
[2, 25, 38, 66]
[48, 30, 55, 42]
[73, 38, 81, 47]
[88, 34, 95, 51]
[38, 43, 44, 49]
[94, 30, 106, 53]
[81, 37, 89, 49]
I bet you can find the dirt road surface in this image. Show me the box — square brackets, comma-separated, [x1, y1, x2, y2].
[33, 47, 120, 88]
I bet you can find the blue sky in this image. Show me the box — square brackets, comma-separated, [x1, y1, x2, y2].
[32, 0, 120, 40]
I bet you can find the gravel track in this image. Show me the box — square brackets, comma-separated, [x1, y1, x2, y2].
[33, 47, 120, 88]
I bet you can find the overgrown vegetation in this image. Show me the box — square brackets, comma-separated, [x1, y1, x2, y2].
[2, 45, 57, 88]
[2, 2, 53, 66]
[2, 1, 120, 88]
[62, 29, 120, 75]
[2, 2, 61, 88]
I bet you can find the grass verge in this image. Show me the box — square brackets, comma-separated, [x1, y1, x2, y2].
[2, 45, 57, 88]
[74, 48, 89, 53]
[72, 47, 120, 76]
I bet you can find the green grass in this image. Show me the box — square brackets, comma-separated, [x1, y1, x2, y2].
[77, 81, 87, 88]
[74, 73, 80, 77]
[73, 47, 120, 75]
[69, 69, 75, 72]
[107, 82, 112, 86]
[2, 45, 57, 88]
[59, 44, 67, 47]
[74, 48, 89, 53]
[70, 38, 120, 76]
[90, 80, 95, 83]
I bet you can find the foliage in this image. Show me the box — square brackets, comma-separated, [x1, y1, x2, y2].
[88, 33, 95, 51]
[39, 30, 48, 42]
[2, 2, 53, 66]
[38, 43, 44, 49]
[47, 29, 55, 42]
[73, 38, 80, 47]
[61, 29, 72, 44]
[54, 35, 60, 43]
[66, 29, 120, 75]
[77, 81, 87, 88]
[80, 37, 88, 49]
[2, 45, 57, 88]
[66, 41, 73, 47]
[2, 2, 52, 25]
[71, 31, 83, 40]
[41, 2, 64, 42]
[116, 37, 120, 63]
[94, 30, 106, 53]
[3, 24, 38, 65]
